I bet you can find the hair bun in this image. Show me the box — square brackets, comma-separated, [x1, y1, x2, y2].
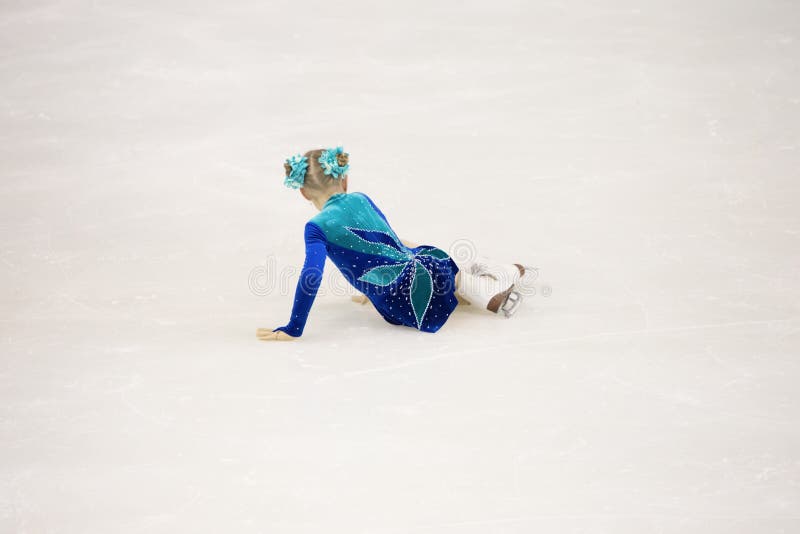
[283, 162, 292, 177]
[336, 152, 349, 167]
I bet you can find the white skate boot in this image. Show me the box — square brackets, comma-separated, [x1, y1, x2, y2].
[456, 271, 524, 318]
[467, 257, 528, 292]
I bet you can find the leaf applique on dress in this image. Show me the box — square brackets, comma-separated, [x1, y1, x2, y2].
[410, 260, 433, 328]
[414, 246, 450, 260]
[345, 227, 410, 262]
[358, 262, 408, 286]
[351, 229, 448, 329]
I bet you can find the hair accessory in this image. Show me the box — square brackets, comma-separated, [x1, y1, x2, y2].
[318, 146, 350, 179]
[283, 154, 309, 189]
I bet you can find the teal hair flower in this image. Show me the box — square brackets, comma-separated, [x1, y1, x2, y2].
[318, 146, 349, 178]
[283, 154, 308, 189]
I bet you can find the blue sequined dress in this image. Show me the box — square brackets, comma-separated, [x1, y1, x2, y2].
[273, 192, 459, 336]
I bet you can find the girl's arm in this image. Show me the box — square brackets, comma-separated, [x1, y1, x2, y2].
[257, 222, 327, 341]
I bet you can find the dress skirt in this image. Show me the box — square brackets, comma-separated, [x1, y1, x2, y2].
[368, 245, 460, 333]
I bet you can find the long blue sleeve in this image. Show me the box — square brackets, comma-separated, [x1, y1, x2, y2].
[273, 222, 327, 337]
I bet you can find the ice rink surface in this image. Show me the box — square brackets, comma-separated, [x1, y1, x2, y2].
[1, 0, 799, 532]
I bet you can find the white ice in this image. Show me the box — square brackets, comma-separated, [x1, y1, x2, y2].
[1, 0, 799, 532]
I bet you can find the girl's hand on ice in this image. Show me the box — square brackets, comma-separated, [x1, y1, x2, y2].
[351, 294, 369, 305]
[256, 328, 297, 341]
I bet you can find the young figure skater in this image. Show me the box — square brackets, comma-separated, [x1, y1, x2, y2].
[257, 146, 530, 341]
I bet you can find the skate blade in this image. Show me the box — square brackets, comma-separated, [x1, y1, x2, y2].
[500, 290, 523, 318]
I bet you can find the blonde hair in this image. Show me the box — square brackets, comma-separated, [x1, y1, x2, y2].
[284, 148, 349, 192]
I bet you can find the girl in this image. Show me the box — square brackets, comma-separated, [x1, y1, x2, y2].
[257, 146, 530, 341]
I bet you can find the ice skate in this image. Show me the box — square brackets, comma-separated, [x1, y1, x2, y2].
[465, 257, 525, 286]
[466, 258, 532, 296]
[456, 270, 524, 318]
